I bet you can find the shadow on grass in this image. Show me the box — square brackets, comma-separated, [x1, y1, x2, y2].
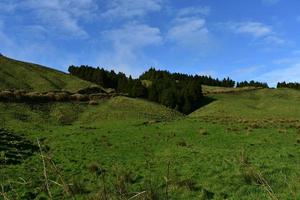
[199, 96, 216, 108]
[184, 96, 216, 115]
[0, 129, 38, 165]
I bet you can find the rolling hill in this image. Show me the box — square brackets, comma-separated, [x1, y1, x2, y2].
[191, 88, 300, 119]
[0, 55, 93, 92]
[1, 56, 300, 199]
[2, 88, 300, 199]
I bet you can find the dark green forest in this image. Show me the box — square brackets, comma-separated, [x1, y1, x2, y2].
[69, 66, 216, 113]
[277, 82, 300, 90]
[236, 80, 269, 88]
[68, 66, 273, 114]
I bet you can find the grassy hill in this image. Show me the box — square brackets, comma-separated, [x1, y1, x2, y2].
[202, 85, 260, 95]
[78, 96, 182, 123]
[192, 88, 300, 119]
[0, 56, 93, 92]
[1, 69, 300, 199]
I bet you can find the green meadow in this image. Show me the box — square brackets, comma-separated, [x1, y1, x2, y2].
[1, 89, 300, 199]
[1, 56, 300, 199]
[0, 56, 93, 92]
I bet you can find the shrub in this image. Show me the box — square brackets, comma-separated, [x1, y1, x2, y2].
[70, 94, 88, 101]
[88, 100, 98, 105]
[54, 92, 70, 101]
[0, 90, 14, 101]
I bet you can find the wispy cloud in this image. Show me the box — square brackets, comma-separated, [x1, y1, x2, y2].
[226, 21, 285, 45]
[167, 17, 210, 49]
[101, 0, 162, 19]
[258, 62, 300, 86]
[104, 23, 162, 50]
[1, 0, 98, 38]
[98, 23, 162, 76]
[228, 22, 272, 38]
[177, 6, 211, 17]
[166, 6, 214, 52]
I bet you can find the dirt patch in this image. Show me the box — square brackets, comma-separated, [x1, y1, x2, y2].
[0, 129, 38, 165]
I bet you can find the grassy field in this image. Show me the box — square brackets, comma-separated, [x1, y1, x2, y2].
[202, 85, 260, 95]
[0, 56, 93, 92]
[193, 88, 300, 119]
[1, 88, 300, 199]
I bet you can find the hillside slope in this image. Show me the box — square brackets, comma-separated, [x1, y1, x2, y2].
[202, 85, 261, 95]
[191, 88, 300, 119]
[0, 56, 93, 92]
[0, 96, 182, 129]
[78, 96, 183, 123]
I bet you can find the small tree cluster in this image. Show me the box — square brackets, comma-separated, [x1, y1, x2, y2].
[146, 74, 203, 114]
[140, 68, 235, 88]
[236, 81, 269, 88]
[68, 66, 206, 114]
[68, 66, 147, 98]
[277, 82, 300, 90]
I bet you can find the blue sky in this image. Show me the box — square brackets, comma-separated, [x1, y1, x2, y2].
[1, 0, 300, 86]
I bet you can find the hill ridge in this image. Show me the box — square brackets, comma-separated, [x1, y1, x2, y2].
[0, 56, 94, 92]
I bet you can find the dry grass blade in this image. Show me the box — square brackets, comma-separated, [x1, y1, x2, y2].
[128, 191, 146, 200]
[37, 138, 52, 200]
[254, 170, 278, 200]
[48, 158, 75, 199]
[1, 184, 10, 200]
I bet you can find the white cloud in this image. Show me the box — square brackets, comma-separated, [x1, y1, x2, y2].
[101, 0, 162, 19]
[98, 23, 162, 76]
[104, 23, 162, 48]
[226, 21, 285, 45]
[264, 35, 286, 45]
[1, 0, 98, 38]
[166, 5, 213, 52]
[258, 62, 300, 86]
[228, 22, 272, 38]
[167, 17, 210, 49]
[177, 6, 210, 17]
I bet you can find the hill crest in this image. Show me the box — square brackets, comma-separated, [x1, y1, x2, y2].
[0, 56, 94, 92]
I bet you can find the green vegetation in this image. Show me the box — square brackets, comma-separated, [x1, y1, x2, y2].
[236, 80, 269, 88]
[1, 57, 300, 199]
[192, 88, 300, 119]
[202, 85, 260, 95]
[68, 67, 236, 114]
[277, 81, 300, 90]
[1, 88, 300, 199]
[0, 56, 93, 92]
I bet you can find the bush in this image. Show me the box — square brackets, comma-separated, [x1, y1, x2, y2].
[54, 92, 70, 101]
[0, 90, 14, 101]
[70, 94, 89, 101]
[88, 100, 98, 105]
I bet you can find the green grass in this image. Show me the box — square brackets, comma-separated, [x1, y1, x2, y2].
[192, 88, 300, 119]
[0, 56, 94, 92]
[1, 89, 300, 199]
[202, 85, 259, 95]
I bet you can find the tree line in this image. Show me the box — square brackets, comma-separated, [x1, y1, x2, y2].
[277, 82, 300, 90]
[140, 68, 235, 88]
[140, 68, 203, 114]
[68, 66, 270, 114]
[236, 80, 269, 88]
[69, 66, 207, 114]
